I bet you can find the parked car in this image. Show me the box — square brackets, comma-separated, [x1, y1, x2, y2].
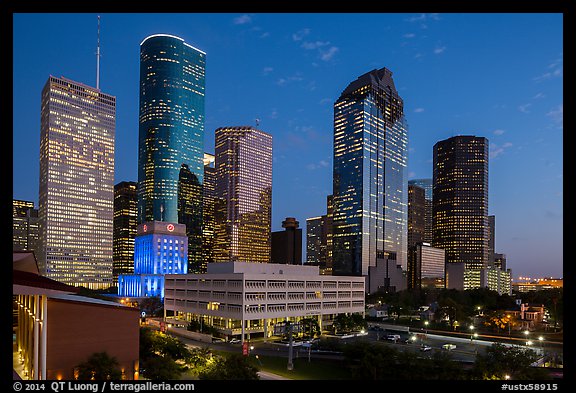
[386, 334, 401, 342]
[229, 338, 241, 344]
[442, 344, 456, 350]
[420, 345, 432, 352]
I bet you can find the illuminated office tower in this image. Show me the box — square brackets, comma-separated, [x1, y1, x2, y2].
[433, 135, 489, 290]
[138, 34, 206, 272]
[113, 181, 138, 284]
[332, 68, 408, 292]
[38, 76, 115, 289]
[13, 200, 39, 253]
[408, 178, 432, 243]
[214, 126, 272, 263]
[488, 215, 495, 263]
[306, 216, 323, 266]
[408, 184, 426, 249]
[201, 153, 216, 272]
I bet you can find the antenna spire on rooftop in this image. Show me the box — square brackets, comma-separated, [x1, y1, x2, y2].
[96, 15, 101, 90]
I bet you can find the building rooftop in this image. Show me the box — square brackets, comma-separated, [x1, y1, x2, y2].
[206, 261, 320, 276]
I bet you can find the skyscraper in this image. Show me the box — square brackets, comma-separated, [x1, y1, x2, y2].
[38, 76, 115, 289]
[306, 216, 323, 265]
[433, 135, 489, 290]
[332, 67, 408, 291]
[214, 126, 272, 263]
[137, 34, 206, 272]
[201, 153, 216, 272]
[488, 215, 496, 263]
[13, 200, 39, 253]
[408, 184, 426, 249]
[271, 217, 302, 265]
[408, 178, 433, 243]
[113, 181, 138, 284]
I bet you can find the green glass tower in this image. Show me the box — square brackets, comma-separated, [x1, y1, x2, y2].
[138, 34, 206, 272]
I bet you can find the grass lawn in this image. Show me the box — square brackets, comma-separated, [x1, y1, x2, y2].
[247, 354, 353, 380]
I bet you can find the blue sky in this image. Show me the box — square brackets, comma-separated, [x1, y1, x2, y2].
[12, 13, 563, 280]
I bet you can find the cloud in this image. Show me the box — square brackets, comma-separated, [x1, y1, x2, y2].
[320, 46, 339, 61]
[403, 33, 416, 38]
[262, 67, 274, 75]
[414, 53, 424, 59]
[433, 46, 446, 55]
[547, 104, 563, 127]
[269, 109, 278, 119]
[260, 32, 270, 39]
[518, 103, 532, 113]
[319, 97, 332, 105]
[292, 28, 310, 41]
[307, 160, 330, 170]
[275, 74, 304, 87]
[533, 92, 546, 99]
[301, 41, 330, 50]
[533, 57, 563, 82]
[490, 142, 513, 159]
[233, 14, 252, 25]
[413, 108, 425, 113]
[405, 13, 441, 23]
[492, 129, 505, 136]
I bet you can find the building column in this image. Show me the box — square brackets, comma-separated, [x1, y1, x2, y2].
[33, 295, 39, 379]
[263, 318, 267, 341]
[41, 295, 47, 380]
[241, 318, 245, 343]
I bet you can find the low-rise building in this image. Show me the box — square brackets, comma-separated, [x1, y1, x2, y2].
[13, 252, 140, 380]
[164, 262, 365, 341]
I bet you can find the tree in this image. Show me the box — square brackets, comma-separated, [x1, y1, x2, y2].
[140, 355, 182, 380]
[300, 317, 321, 338]
[472, 343, 550, 380]
[139, 296, 163, 317]
[199, 354, 260, 380]
[75, 352, 122, 380]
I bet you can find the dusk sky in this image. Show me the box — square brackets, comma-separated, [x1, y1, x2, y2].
[12, 13, 563, 280]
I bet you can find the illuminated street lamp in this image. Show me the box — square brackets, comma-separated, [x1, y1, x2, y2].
[424, 320, 429, 334]
[505, 375, 510, 380]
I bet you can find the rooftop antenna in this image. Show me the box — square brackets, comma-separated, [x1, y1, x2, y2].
[255, 118, 260, 127]
[96, 15, 101, 90]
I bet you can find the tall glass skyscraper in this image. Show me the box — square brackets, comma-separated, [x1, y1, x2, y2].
[332, 67, 409, 284]
[408, 178, 433, 243]
[433, 135, 489, 289]
[138, 34, 206, 272]
[214, 126, 273, 263]
[39, 76, 115, 289]
[113, 181, 138, 284]
[201, 153, 216, 272]
[13, 200, 39, 253]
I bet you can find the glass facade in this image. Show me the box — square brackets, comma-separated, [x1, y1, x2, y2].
[332, 68, 408, 281]
[201, 153, 216, 272]
[13, 200, 39, 253]
[39, 76, 115, 289]
[118, 221, 188, 298]
[433, 135, 489, 290]
[306, 216, 323, 265]
[113, 181, 138, 284]
[408, 184, 426, 248]
[408, 178, 432, 243]
[137, 34, 206, 272]
[214, 127, 272, 263]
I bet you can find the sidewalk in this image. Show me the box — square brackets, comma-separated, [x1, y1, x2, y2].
[257, 371, 291, 380]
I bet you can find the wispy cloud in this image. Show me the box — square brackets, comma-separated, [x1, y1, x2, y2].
[301, 41, 330, 50]
[269, 109, 278, 119]
[260, 32, 270, 39]
[518, 103, 532, 113]
[276, 74, 304, 87]
[433, 46, 446, 55]
[320, 46, 339, 61]
[233, 14, 252, 25]
[492, 129, 505, 136]
[292, 28, 310, 41]
[262, 67, 274, 76]
[490, 142, 513, 159]
[533, 92, 546, 100]
[403, 33, 416, 38]
[413, 108, 425, 113]
[307, 160, 330, 171]
[414, 53, 424, 60]
[547, 104, 563, 128]
[533, 57, 563, 82]
[405, 13, 440, 23]
[319, 98, 332, 105]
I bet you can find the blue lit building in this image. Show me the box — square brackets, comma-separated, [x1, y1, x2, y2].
[118, 221, 188, 299]
[138, 34, 205, 272]
[332, 68, 408, 293]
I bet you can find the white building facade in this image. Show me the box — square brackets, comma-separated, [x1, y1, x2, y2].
[164, 262, 365, 341]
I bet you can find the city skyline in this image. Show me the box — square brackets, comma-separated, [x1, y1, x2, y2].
[13, 13, 563, 280]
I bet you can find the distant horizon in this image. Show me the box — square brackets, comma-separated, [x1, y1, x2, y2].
[13, 13, 563, 280]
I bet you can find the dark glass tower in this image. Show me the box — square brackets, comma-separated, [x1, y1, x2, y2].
[137, 34, 206, 270]
[332, 68, 408, 283]
[113, 181, 137, 284]
[271, 217, 302, 265]
[408, 184, 426, 248]
[201, 153, 216, 272]
[408, 178, 433, 243]
[433, 135, 489, 289]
